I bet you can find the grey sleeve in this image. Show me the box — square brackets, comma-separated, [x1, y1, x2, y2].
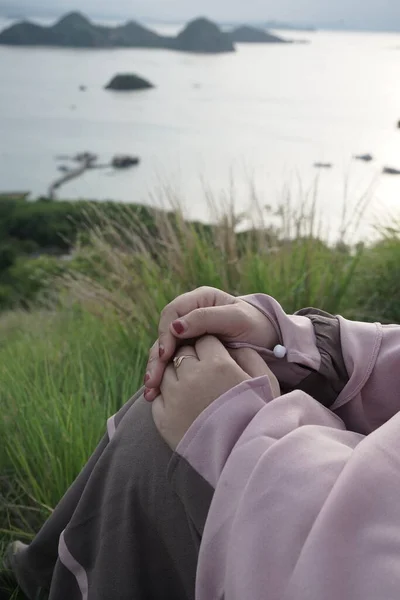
[293, 308, 350, 409]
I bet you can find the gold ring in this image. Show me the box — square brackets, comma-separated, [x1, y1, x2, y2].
[173, 355, 196, 370]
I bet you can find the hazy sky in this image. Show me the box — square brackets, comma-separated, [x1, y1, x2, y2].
[6, 0, 400, 30]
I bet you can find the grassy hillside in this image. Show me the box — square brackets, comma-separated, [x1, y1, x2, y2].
[1, 195, 400, 596]
[0, 196, 171, 310]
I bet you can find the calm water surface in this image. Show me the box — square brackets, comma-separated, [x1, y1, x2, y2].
[1, 19, 400, 237]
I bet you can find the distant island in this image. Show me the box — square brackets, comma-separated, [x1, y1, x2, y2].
[105, 74, 154, 91]
[0, 12, 291, 53]
[229, 26, 286, 43]
[220, 19, 316, 32]
[263, 20, 316, 32]
[0, 12, 235, 53]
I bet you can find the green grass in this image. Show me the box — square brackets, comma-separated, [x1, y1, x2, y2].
[0, 309, 148, 506]
[1, 196, 400, 595]
[0, 309, 149, 596]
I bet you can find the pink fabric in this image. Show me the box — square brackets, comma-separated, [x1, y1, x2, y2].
[333, 320, 400, 434]
[230, 294, 321, 390]
[176, 295, 400, 600]
[177, 376, 273, 488]
[240, 294, 398, 434]
[179, 385, 400, 600]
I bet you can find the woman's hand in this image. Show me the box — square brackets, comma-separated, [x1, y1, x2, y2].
[145, 287, 279, 401]
[152, 336, 280, 450]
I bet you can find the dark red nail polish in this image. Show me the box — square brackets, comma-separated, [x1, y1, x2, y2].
[159, 345, 165, 358]
[172, 320, 185, 335]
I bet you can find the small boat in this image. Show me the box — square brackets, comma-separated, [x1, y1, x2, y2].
[383, 166, 400, 175]
[354, 154, 373, 162]
[314, 162, 333, 169]
[112, 155, 140, 169]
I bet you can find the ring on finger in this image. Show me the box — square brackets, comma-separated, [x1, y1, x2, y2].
[173, 355, 197, 370]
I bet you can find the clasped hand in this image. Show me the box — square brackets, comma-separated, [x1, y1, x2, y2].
[145, 286, 281, 450]
[152, 335, 280, 450]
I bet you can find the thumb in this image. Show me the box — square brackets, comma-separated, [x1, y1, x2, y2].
[229, 348, 281, 398]
[169, 304, 244, 341]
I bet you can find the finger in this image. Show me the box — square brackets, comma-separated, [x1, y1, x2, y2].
[158, 289, 215, 360]
[146, 340, 195, 391]
[169, 304, 243, 345]
[195, 335, 234, 362]
[229, 348, 281, 397]
[145, 362, 168, 392]
[160, 364, 179, 397]
[173, 345, 199, 379]
[228, 348, 271, 379]
[144, 387, 160, 403]
[158, 288, 235, 361]
[151, 394, 164, 429]
[144, 340, 160, 385]
[144, 339, 170, 391]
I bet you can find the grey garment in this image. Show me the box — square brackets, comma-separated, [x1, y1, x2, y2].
[294, 308, 350, 408]
[11, 309, 349, 599]
[3, 541, 48, 600]
[13, 389, 214, 600]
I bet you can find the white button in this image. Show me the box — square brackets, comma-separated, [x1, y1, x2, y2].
[273, 344, 287, 359]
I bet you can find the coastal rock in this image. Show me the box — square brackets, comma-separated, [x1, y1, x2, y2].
[48, 150, 98, 199]
[172, 18, 235, 53]
[105, 74, 154, 91]
[230, 26, 287, 44]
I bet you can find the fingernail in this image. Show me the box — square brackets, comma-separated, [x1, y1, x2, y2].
[172, 320, 186, 335]
[144, 388, 151, 401]
[159, 345, 165, 358]
[144, 372, 151, 385]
